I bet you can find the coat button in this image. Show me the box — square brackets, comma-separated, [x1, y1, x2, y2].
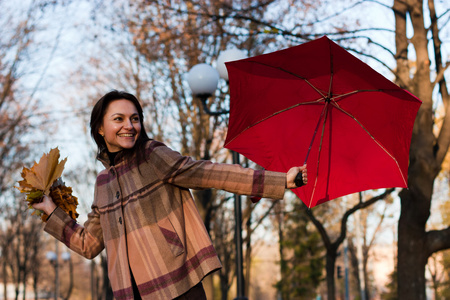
[118, 217, 122, 225]
[116, 191, 120, 199]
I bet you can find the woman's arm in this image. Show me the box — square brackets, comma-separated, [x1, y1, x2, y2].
[151, 143, 307, 199]
[33, 195, 105, 259]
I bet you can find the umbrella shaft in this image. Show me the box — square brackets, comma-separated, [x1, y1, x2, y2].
[304, 102, 329, 164]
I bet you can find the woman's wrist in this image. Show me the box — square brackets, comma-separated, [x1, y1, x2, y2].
[47, 206, 58, 219]
[46, 203, 57, 216]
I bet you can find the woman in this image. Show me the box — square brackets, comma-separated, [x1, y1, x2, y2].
[34, 90, 307, 300]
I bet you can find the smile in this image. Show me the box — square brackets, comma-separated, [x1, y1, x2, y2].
[118, 134, 135, 137]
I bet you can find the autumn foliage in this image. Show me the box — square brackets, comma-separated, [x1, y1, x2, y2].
[16, 148, 79, 222]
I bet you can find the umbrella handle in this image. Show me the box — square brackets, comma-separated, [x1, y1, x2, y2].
[294, 172, 305, 187]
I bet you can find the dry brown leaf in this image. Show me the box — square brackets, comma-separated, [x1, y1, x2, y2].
[21, 148, 67, 195]
[16, 148, 78, 222]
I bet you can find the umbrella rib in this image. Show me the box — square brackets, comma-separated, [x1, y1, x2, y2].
[304, 100, 328, 164]
[332, 89, 398, 102]
[330, 102, 408, 187]
[224, 99, 323, 147]
[328, 51, 333, 100]
[308, 101, 330, 208]
[247, 61, 328, 100]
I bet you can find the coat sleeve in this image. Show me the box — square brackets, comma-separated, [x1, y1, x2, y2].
[150, 142, 286, 200]
[43, 201, 105, 259]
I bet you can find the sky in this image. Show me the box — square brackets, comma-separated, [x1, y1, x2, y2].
[5, 0, 450, 260]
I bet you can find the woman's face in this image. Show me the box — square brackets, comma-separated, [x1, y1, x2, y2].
[98, 99, 141, 152]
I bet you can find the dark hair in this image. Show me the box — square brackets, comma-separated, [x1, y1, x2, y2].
[90, 90, 151, 163]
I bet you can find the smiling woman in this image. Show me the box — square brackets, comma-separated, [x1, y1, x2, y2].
[32, 90, 307, 300]
[98, 99, 142, 153]
[89, 91, 151, 164]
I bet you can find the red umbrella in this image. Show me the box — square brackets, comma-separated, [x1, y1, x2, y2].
[224, 36, 421, 208]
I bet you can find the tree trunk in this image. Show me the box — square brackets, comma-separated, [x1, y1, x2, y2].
[397, 131, 435, 300]
[394, 0, 440, 298]
[63, 257, 74, 300]
[397, 107, 435, 300]
[220, 270, 229, 300]
[398, 188, 430, 300]
[277, 209, 287, 300]
[34, 275, 38, 300]
[325, 251, 337, 300]
[3, 251, 8, 300]
[22, 282, 26, 300]
[244, 210, 252, 298]
[363, 258, 370, 300]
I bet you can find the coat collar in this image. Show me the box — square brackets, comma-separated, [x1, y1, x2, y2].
[97, 149, 125, 168]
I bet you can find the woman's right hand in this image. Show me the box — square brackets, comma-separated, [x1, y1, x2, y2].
[32, 195, 57, 216]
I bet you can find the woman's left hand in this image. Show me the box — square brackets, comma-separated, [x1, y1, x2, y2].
[286, 164, 307, 189]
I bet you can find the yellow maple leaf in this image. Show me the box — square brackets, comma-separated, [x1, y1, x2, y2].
[16, 148, 78, 222]
[21, 148, 67, 195]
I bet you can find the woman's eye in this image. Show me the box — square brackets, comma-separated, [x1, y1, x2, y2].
[132, 117, 140, 122]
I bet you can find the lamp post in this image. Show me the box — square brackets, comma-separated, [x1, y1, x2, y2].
[187, 49, 248, 300]
[61, 251, 74, 300]
[46, 242, 72, 300]
[46, 242, 59, 300]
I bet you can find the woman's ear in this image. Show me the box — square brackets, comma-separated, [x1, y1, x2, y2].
[98, 127, 104, 137]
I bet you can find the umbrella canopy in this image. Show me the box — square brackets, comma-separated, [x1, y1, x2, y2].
[224, 36, 421, 208]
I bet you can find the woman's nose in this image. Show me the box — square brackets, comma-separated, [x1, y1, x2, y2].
[124, 119, 134, 129]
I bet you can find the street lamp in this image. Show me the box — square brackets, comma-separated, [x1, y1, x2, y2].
[216, 49, 247, 81]
[61, 251, 74, 300]
[46, 247, 59, 300]
[187, 48, 248, 300]
[186, 63, 226, 116]
[46, 242, 72, 300]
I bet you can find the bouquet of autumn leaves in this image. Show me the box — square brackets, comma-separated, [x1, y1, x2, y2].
[16, 148, 79, 222]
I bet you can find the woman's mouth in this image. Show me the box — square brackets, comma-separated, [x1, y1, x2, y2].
[118, 133, 135, 137]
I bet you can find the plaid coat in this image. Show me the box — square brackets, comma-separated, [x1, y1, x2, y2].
[44, 140, 286, 299]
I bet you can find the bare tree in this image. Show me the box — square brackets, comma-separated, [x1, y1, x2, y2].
[0, 1, 35, 196]
[346, 194, 392, 299]
[0, 200, 44, 300]
[392, 0, 450, 298]
[0, 205, 16, 300]
[306, 189, 395, 300]
[0, 1, 68, 298]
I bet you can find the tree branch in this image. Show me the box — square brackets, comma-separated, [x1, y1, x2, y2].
[305, 206, 332, 249]
[428, 0, 450, 167]
[392, 0, 411, 89]
[432, 61, 450, 90]
[248, 199, 280, 235]
[305, 188, 395, 251]
[335, 188, 396, 247]
[367, 203, 388, 250]
[426, 227, 450, 256]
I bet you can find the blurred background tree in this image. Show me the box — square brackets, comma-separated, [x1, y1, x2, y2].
[0, 0, 448, 299]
